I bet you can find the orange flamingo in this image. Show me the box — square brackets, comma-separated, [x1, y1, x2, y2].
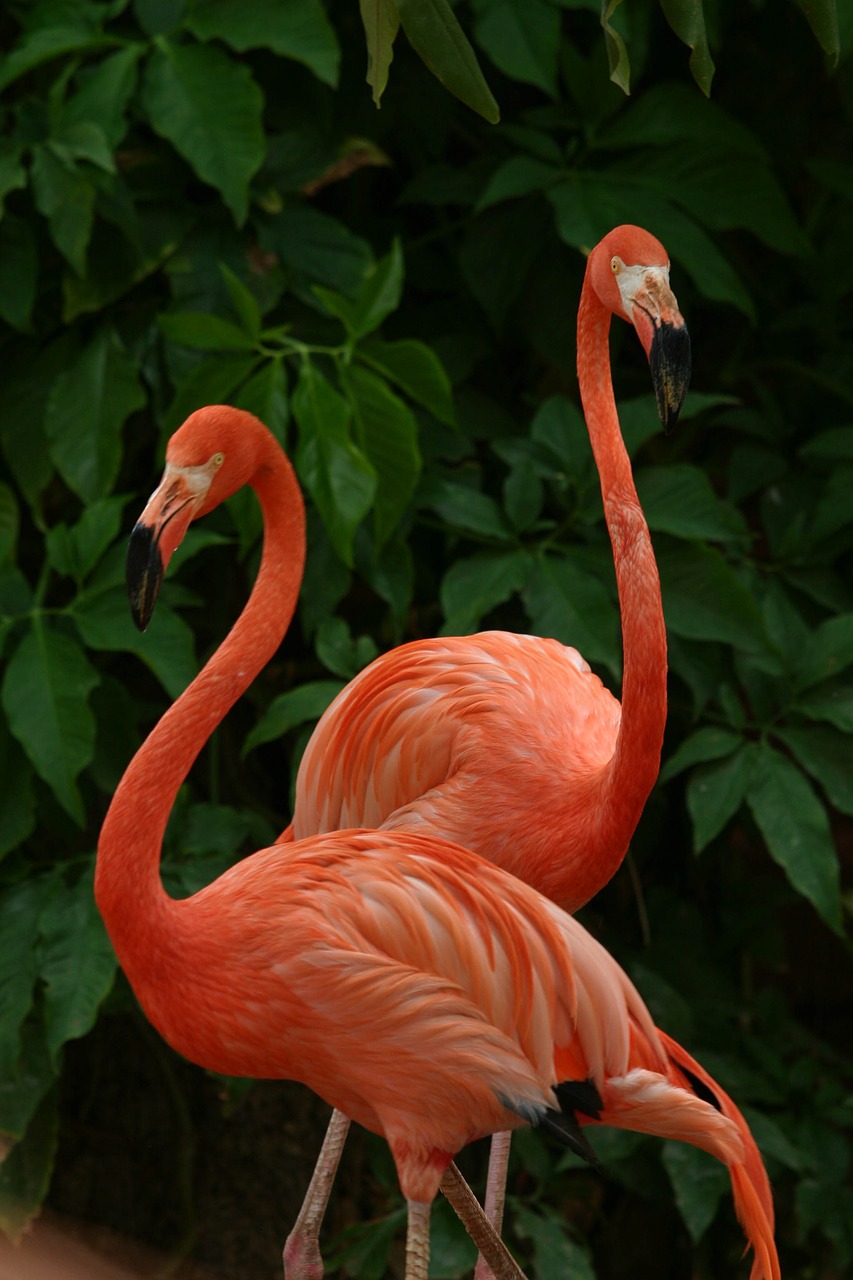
[99, 406, 779, 1280]
[280, 224, 691, 1273]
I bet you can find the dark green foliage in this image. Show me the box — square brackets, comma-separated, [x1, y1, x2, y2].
[0, 0, 850, 1275]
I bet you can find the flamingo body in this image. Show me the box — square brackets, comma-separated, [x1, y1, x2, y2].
[100, 402, 779, 1280]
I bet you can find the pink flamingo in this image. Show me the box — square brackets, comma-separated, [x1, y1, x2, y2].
[98, 405, 778, 1280]
[280, 224, 691, 1274]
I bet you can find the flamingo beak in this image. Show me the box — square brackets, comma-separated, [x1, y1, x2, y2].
[126, 465, 208, 631]
[625, 268, 691, 432]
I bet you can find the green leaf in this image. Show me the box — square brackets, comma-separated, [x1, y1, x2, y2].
[794, 0, 840, 58]
[0, 1021, 54, 1145]
[795, 614, 853, 689]
[421, 476, 514, 542]
[1, 620, 98, 824]
[243, 680, 345, 756]
[635, 465, 747, 542]
[315, 617, 379, 679]
[798, 681, 853, 733]
[472, 0, 560, 98]
[141, 39, 265, 223]
[359, 0, 400, 106]
[73, 585, 198, 700]
[38, 868, 118, 1060]
[260, 206, 373, 296]
[44, 496, 126, 582]
[0, 881, 50, 1074]
[476, 154, 562, 212]
[0, 1089, 59, 1244]
[746, 742, 841, 931]
[234, 360, 289, 441]
[292, 363, 377, 565]
[686, 745, 753, 854]
[344, 365, 421, 547]
[397, 0, 500, 123]
[522, 553, 620, 673]
[187, 0, 340, 86]
[439, 549, 529, 634]
[514, 1205, 597, 1280]
[220, 263, 262, 342]
[503, 454, 543, 532]
[0, 8, 109, 92]
[0, 216, 38, 331]
[661, 726, 744, 783]
[600, 0, 631, 94]
[657, 540, 767, 651]
[60, 45, 141, 149]
[659, 0, 715, 95]
[662, 1140, 730, 1240]
[164, 353, 262, 432]
[0, 144, 26, 213]
[30, 144, 96, 276]
[357, 338, 455, 426]
[315, 239, 404, 341]
[777, 725, 853, 816]
[0, 728, 35, 861]
[158, 311, 259, 352]
[44, 326, 145, 502]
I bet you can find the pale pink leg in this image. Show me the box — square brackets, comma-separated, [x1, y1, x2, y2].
[405, 1199, 432, 1280]
[440, 1161, 526, 1280]
[473, 1130, 513, 1280]
[283, 1108, 351, 1279]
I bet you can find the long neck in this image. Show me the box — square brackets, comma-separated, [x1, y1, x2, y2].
[95, 448, 306, 969]
[576, 266, 667, 859]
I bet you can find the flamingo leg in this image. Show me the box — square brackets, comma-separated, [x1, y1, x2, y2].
[405, 1200, 432, 1280]
[440, 1162, 526, 1280]
[473, 1130, 513, 1280]
[283, 1108, 351, 1280]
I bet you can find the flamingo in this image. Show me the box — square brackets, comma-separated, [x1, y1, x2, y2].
[98, 406, 779, 1280]
[280, 224, 691, 1273]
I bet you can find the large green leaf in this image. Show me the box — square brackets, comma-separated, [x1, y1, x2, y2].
[164, 354, 262, 432]
[44, 326, 145, 502]
[657, 540, 767, 651]
[746, 742, 841, 931]
[0, 727, 35, 862]
[794, 0, 840, 57]
[315, 239, 405, 342]
[660, 726, 744, 783]
[234, 359, 289, 441]
[73, 585, 198, 700]
[1, 620, 98, 824]
[777, 725, 853, 816]
[600, 0, 630, 94]
[44, 496, 126, 583]
[0, 5, 109, 91]
[686, 744, 752, 854]
[795, 613, 853, 690]
[421, 476, 514, 542]
[141, 38, 265, 223]
[260, 206, 373, 296]
[158, 311, 258, 352]
[636, 464, 748, 542]
[522, 552, 620, 673]
[187, 0, 340, 86]
[662, 1140, 730, 1239]
[243, 680, 346, 756]
[357, 338, 455, 426]
[359, 0, 400, 106]
[38, 868, 118, 1060]
[439, 549, 530, 634]
[659, 0, 715, 95]
[60, 45, 141, 148]
[344, 365, 421, 547]
[30, 144, 96, 276]
[292, 363, 377, 565]
[397, 0, 500, 123]
[0, 1089, 58, 1244]
[472, 0, 560, 98]
[0, 881, 49, 1074]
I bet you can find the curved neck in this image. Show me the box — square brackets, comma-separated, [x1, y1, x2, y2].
[577, 264, 667, 854]
[95, 445, 306, 966]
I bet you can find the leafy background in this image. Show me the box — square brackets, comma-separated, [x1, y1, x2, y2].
[1, 0, 852, 1276]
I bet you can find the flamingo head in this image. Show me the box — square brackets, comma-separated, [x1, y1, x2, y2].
[126, 406, 264, 631]
[589, 225, 691, 431]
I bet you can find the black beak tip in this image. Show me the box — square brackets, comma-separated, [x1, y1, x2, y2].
[126, 522, 164, 633]
[651, 322, 691, 435]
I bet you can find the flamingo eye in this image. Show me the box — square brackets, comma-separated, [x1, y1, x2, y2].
[212, 452, 225, 467]
[611, 257, 621, 274]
